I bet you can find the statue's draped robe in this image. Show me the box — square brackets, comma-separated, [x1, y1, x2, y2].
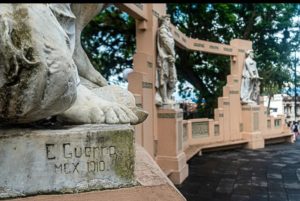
[240, 57, 259, 104]
[156, 22, 177, 103]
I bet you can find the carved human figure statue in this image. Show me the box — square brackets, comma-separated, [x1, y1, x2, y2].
[0, 4, 147, 125]
[240, 49, 262, 105]
[155, 14, 177, 106]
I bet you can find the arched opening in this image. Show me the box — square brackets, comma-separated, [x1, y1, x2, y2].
[175, 48, 231, 119]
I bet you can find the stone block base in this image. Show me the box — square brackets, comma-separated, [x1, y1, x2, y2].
[0, 124, 135, 199]
[156, 152, 188, 184]
[169, 164, 189, 185]
[243, 131, 265, 149]
[2, 144, 186, 201]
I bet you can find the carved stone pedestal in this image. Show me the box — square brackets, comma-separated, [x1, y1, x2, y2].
[156, 106, 188, 184]
[0, 140, 186, 201]
[241, 105, 264, 149]
[0, 124, 135, 199]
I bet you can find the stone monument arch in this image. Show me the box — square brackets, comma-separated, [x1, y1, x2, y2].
[0, 4, 292, 200]
[119, 4, 291, 185]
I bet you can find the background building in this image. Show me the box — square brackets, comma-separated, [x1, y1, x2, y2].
[264, 94, 300, 124]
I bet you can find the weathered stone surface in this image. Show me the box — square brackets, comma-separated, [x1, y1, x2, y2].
[1, 144, 186, 201]
[0, 124, 135, 199]
[0, 4, 78, 123]
[0, 4, 147, 125]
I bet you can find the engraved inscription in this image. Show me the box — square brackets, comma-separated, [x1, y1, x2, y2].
[194, 43, 205, 48]
[46, 144, 55, 160]
[182, 37, 187, 43]
[45, 143, 117, 174]
[174, 31, 180, 38]
[209, 45, 219, 50]
[87, 161, 105, 172]
[238, 49, 245, 53]
[229, 90, 239, 94]
[224, 47, 233, 52]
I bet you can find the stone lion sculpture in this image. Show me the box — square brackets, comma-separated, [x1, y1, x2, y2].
[0, 4, 147, 125]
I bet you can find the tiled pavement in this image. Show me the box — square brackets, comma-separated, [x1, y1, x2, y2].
[176, 139, 300, 201]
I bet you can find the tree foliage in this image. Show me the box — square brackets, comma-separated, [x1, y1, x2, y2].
[81, 5, 136, 83]
[82, 4, 300, 118]
[167, 3, 299, 117]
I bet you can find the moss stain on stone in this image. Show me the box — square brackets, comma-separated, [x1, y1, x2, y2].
[111, 128, 135, 181]
[95, 127, 135, 181]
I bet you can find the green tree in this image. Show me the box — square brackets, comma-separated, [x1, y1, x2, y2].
[167, 3, 299, 117]
[82, 4, 300, 118]
[81, 5, 136, 83]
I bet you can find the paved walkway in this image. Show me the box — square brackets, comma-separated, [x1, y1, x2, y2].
[176, 139, 300, 201]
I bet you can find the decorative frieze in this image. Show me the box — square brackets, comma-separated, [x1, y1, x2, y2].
[158, 112, 183, 119]
[142, 82, 153, 89]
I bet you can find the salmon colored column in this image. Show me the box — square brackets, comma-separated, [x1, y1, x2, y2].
[229, 39, 264, 149]
[229, 39, 252, 141]
[156, 107, 189, 184]
[128, 4, 167, 158]
[241, 105, 265, 149]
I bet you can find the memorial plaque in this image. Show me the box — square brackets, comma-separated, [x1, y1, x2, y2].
[0, 124, 135, 199]
[192, 122, 209, 138]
